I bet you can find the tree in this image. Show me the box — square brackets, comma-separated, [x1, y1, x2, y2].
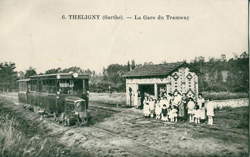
[45, 68, 61, 74]
[240, 51, 248, 59]
[221, 54, 227, 62]
[25, 67, 37, 78]
[194, 56, 205, 63]
[131, 60, 136, 70]
[0, 62, 17, 91]
[127, 61, 131, 71]
[61, 66, 83, 73]
[17, 71, 25, 79]
[143, 61, 153, 65]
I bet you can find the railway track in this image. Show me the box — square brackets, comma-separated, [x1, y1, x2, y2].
[0, 94, 169, 156]
[88, 105, 122, 113]
[91, 125, 169, 157]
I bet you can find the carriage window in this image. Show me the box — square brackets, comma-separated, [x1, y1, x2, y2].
[59, 79, 74, 94]
[73, 79, 83, 93]
[58, 79, 85, 94]
[41, 79, 56, 93]
[30, 80, 37, 91]
[19, 82, 27, 91]
[84, 79, 89, 91]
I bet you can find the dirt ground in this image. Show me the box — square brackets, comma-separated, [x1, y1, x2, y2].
[0, 93, 248, 157]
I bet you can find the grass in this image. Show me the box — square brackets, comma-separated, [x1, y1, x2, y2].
[189, 106, 248, 157]
[215, 106, 249, 130]
[90, 92, 248, 107]
[89, 92, 126, 106]
[201, 92, 248, 100]
[0, 99, 93, 157]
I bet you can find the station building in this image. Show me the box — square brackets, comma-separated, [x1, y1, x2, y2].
[123, 62, 199, 106]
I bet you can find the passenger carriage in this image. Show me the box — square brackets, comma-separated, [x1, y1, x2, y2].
[17, 73, 89, 125]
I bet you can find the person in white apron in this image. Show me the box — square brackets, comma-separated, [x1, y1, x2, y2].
[206, 99, 215, 125]
[155, 99, 162, 119]
[197, 94, 206, 121]
[187, 97, 196, 123]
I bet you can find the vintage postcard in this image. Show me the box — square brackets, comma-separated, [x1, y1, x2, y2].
[0, 0, 248, 157]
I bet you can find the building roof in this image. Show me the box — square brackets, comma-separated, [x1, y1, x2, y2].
[123, 62, 190, 78]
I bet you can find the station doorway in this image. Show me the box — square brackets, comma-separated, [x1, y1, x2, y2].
[138, 84, 154, 108]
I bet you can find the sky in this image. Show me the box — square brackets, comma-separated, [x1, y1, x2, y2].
[0, 0, 248, 73]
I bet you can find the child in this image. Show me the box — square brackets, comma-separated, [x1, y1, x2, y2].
[149, 97, 155, 118]
[169, 105, 178, 122]
[187, 97, 195, 123]
[143, 97, 150, 118]
[206, 99, 214, 125]
[173, 92, 182, 107]
[161, 104, 168, 121]
[193, 104, 201, 124]
[155, 99, 162, 120]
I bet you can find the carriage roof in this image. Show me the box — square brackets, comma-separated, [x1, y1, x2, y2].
[17, 78, 30, 82]
[29, 73, 89, 80]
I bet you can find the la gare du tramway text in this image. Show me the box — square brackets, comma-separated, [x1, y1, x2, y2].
[64, 14, 189, 20]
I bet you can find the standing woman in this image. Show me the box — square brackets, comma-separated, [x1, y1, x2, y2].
[149, 97, 156, 118]
[182, 93, 188, 121]
[178, 93, 186, 121]
[187, 97, 196, 123]
[143, 96, 150, 118]
[197, 94, 206, 122]
[206, 99, 215, 125]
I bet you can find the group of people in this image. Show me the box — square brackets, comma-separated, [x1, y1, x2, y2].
[142, 92, 215, 125]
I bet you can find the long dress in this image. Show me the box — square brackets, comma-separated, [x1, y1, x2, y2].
[206, 101, 214, 117]
[149, 101, 155, 114]
[178, 99, 185, 118]
[143, 104, 150, 116]
[197, 98, 206, 119]
[187, 100, 195, 115]
[173, 95, 182, 117]
[161, 107, 168, 121]
[155, 104, 162, 116]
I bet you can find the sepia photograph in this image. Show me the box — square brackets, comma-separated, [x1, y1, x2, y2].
[0, 0, 249, 157]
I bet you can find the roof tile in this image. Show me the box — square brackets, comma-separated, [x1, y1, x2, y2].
[123, 62, 185, 78]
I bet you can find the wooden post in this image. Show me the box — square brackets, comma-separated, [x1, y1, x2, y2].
[154, 83, 158, 99]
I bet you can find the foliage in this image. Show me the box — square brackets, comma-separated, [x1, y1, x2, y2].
[0, 62, 17, 91]
[0, 99, 93, 157]
[44, 67, 61, 74]
[45, 66, 95, 76]
[215, 106, 249, 130]
[0, 51, 248, 93]
[190, 51, 249, 93]
[24, 67, 37, 78]
[101, 64, 129, 92]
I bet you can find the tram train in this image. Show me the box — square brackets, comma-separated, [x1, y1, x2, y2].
[18, 72, 89, 125]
